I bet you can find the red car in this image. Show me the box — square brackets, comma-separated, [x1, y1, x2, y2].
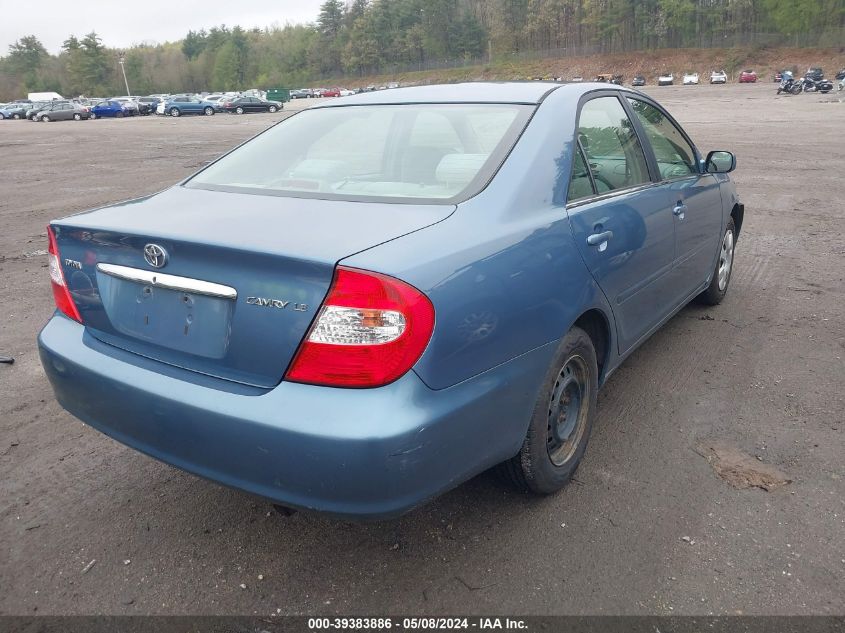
[739, 70, 758, 83]
[319, 87, 341, 98]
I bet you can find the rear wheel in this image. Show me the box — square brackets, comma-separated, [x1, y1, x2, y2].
[12, 113, 21, 119]
[170, 108, 180, 117]
[116, 112, 124, 118]
[203, 106, 214, 116]
[500, 326, 598, 494]
[697, 217, 736, 305]
[235, 106, 244, 115]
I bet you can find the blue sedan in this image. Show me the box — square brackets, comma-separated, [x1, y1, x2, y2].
[90, 100, 131, 119]
[159, 96, 219, 117]
[38, 82, 744, 518]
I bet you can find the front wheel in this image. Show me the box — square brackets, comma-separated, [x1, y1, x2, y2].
[204, 106, 214, 116]
[73, 113, 82, 120]
[268, 105, 278, 113]
[235, 106, 244, 115]
[697, 217, 736, 305]
[40, 115, 50, 122]
[500, 326, 598, 494]
[169, 108, 180, 117]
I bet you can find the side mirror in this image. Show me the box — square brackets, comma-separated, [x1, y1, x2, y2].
[705, 150, 736, 173]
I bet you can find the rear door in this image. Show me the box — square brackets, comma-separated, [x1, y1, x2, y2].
[625, 97, 723, 302]
[566, 94, 677, 354]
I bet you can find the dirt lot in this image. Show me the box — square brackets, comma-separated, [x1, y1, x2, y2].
[1, 84, 843, 616]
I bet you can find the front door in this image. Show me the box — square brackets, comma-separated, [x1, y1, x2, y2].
[566, 95, 677, 354]
[625, 97, 723, 302]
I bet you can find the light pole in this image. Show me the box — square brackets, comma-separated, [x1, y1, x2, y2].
[118, 52, 131, 96]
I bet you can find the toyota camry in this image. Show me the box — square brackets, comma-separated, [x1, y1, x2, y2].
[39, 82, 744, 518]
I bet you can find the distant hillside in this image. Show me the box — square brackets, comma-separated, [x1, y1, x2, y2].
[339, 46, 845, 88]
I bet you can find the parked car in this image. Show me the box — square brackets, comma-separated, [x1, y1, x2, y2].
[110, 97, 140, 115]
[160, 96, 219, 117]
[339, 89, 356, 97]
[0, 104, 27, 119]
[658, 72, 674, 86]
[25, 101, 52, 120]
[739, 70, 757, 83]
[290, 89, 312, 99]
[90, 100, 130, 118]
[319, 88, 341, 98]
[773, 70, 784, 82]
[631, 75, 646, 87]
[134, 97, 161, 114]
[835, 68, 845, 80]
[35, 101, 90, 122]
[221, 97, 282, 114]
[710, 70, 727, 84]
[39, 82, 743, 519]
[806, 67, 824, 81]
[682, 72, 700, 85]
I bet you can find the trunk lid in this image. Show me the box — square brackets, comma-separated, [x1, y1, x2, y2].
[53, 186, 454, 388]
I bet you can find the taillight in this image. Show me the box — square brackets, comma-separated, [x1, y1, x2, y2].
[285, 267, 434, 388]
[47, 226, 82, 322]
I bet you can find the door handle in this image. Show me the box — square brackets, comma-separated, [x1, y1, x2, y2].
[673, 202, 687, 219]
[587, 230, 613, 248]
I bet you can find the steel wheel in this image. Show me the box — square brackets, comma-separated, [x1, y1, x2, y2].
[546, 354, 591, 467]
[717, 229, 734, 291]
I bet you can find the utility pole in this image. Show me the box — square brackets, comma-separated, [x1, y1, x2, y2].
[118, 52, 131, 96]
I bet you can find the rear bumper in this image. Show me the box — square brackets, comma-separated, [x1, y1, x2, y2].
[38, 315, 552, 518]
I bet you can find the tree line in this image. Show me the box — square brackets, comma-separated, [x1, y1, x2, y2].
[1, 0, 842, 99]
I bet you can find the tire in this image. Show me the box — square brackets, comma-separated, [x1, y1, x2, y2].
[12, 113, 21, 119]
[268, 105, 278, 113]
[116, 112, 124, 118]
[0, 113, 4, 120]
[73, 113, 82, 120]
[90, 112, 97, 119]
[500, 326, 598, 494]
[235, 106, 244, 115]
[41, 115, 50, 122]
[697, 217, 736, 306]
[204, 106, 214, 116]
[169, 108, 180, 117]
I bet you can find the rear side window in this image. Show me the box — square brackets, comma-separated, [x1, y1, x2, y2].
[567, 145, 595, 202]
[627, 98, 697, 179]
[577, 96, 650, 193]
[187, 104, 533, 203]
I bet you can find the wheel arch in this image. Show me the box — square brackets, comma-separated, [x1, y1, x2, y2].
[573, 308, 612, 384]
[730, 203, 744, 238]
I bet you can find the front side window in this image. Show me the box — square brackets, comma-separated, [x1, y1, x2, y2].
[187, 104, 532, 203]
[628, 98, 697, 179]
[577, 96, 650, 194]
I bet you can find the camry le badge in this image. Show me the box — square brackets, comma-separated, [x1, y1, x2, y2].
[246, 297, 308, 311]
[144, 244, 168, 268]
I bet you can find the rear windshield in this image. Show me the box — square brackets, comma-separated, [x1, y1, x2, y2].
[185, 103, 533, 203]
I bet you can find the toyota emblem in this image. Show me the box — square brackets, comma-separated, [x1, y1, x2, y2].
[143, 243, 168, 268]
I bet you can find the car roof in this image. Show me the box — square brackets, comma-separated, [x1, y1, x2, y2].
[309, 82, 574, 106]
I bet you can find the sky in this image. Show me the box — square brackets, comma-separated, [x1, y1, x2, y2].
[0, 0, 327, 54]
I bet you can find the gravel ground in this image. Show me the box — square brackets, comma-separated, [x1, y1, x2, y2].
[0, 83, 843, 616]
